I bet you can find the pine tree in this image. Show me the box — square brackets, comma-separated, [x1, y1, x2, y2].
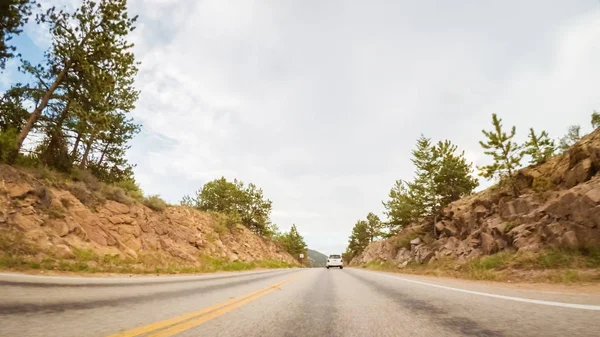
[382, 180, 417, 235]
[592, 111, 600, 129]
[0, 0, 33, 69]
[432, 140, 479, 209]
[275, 224, 307, 260]
[522, 128, 555, 165]
[406, 135, 436, 219]
[478, 113, 522, 195]
[346, 220, 370, 259]
[365, 212, 383, 242]
[558, 125, 581, 152]
[13, 0, 139, 159]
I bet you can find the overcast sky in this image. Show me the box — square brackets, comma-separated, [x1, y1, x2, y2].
[4, 0, 600, 255]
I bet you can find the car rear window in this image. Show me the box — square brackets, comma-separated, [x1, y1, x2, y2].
[329, 255, 341, 259]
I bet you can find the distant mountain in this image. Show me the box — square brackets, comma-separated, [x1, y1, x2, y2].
[307, 249, 328, 267]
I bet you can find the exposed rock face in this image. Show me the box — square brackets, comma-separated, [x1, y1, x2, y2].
[351, 128, 600, 267]
[0, 165, 297, 266]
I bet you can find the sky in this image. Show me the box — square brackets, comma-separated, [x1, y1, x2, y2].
[3, 0, 600, 255]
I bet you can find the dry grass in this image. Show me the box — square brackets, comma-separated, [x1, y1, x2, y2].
[359, 249, 600, 283]
[143, 195, 168, 212]
[102, 185, 133, 205]
[0, 242, 295, 275]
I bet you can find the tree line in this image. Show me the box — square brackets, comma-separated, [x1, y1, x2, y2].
[344, 112, 600, 261]
[1, 0, 140, 185]
[181, 177, 307, 260]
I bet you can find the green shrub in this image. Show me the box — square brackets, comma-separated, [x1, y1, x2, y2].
[73, 248, 98, 262]
[208, 211, 239, 234]
[468, 252, 512, 271]
[48, 206, 66, 219]
[34, 186, 53, 208]
[396, 232, 418, 250]
[15, 153, 40, 168]
[115, 179, 144, 200]
[102, 185, 133, 205]
[67, 182, 93, 204]
[143, 195, 167, 211]
[532, 176, 553, 193]
[0, 128, 18, 163]
[504, 221, 516, 233]
[70, 168, 101, 191]
[35, 166, 62, 185]
[60, 197, 72, 208]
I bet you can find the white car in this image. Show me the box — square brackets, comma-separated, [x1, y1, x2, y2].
[326, 254, 343, 269]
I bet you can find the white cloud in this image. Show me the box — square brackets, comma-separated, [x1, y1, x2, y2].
[18, 0, 600, 255]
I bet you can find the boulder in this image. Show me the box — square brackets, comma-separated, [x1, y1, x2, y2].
[7, 183, 33, 199]
[410, 237, 421, 246]
[104, 201, 130, 214]
[394, 248, 411, 261]
[564, 158, 593, 188]
[480, 232, 498, 255]
[434, 221, 445, 232]
[397, 261, 408, 269]
[443, 222, 458, 236]
[585, 187, 600, 204]
[560, 231, 579, 248]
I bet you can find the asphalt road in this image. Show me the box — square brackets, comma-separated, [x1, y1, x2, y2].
[1, 268, 599, 337]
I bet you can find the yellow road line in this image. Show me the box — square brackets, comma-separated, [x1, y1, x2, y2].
[107, 274, 301, 337]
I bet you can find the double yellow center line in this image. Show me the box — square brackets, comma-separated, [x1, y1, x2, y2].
[107, 274, 301, 337]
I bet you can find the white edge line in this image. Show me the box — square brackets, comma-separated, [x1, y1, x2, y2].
[358, 269, 600, 311]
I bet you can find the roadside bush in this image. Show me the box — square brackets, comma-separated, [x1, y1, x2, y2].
[15, 153, 41, 168]
[0, 128, 18, 163]
[143, 195, 167, 211]
[532, 176, 553, 193]
[102, 185, 133, 205]
[208, 211, 239, 234]
[395, 232, 418, 250]
[48, 206, 66, 219]
[67, 182, 93, 205]
[60, 197, 72, 208]
[70, 168, 101, 191]
[35, 166, 62, 185]
[115, 179, 144, 200]
[34, 186, 53, 209]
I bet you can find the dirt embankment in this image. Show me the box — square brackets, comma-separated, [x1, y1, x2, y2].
[0, 165, 298, 274]
[351, 128, 600, 282]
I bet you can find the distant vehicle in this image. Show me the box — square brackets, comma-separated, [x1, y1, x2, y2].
[326, 254, 343, 269]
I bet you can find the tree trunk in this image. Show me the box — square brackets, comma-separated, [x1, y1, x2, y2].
[41, 100, 72, 164]
[70, 132, 81, 162]
[97, 142, 110, 166]
[79, 133, 96, 169]
[13, 64, 70, 158]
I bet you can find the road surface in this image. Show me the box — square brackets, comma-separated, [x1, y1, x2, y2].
[1, 268, 599, 337]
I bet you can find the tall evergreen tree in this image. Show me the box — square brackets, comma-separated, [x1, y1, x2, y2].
[13, 0, 138, 158]
[432, 140, 479, 209]
[365, 212, 383, 242]
[522, 128, 555, 165]
[382, 180, 417, 235]
[275, 224, 307, 260]
[478, 113, 522, 195]
[346, 219, 370, 260]
[406, 135, 436, 219]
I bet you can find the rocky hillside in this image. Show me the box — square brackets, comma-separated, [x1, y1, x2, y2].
[0, 165, 298, 273]
[351, 128, 600, 270]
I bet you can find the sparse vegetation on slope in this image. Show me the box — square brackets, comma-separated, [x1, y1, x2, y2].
[348, 113, 600, 283]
